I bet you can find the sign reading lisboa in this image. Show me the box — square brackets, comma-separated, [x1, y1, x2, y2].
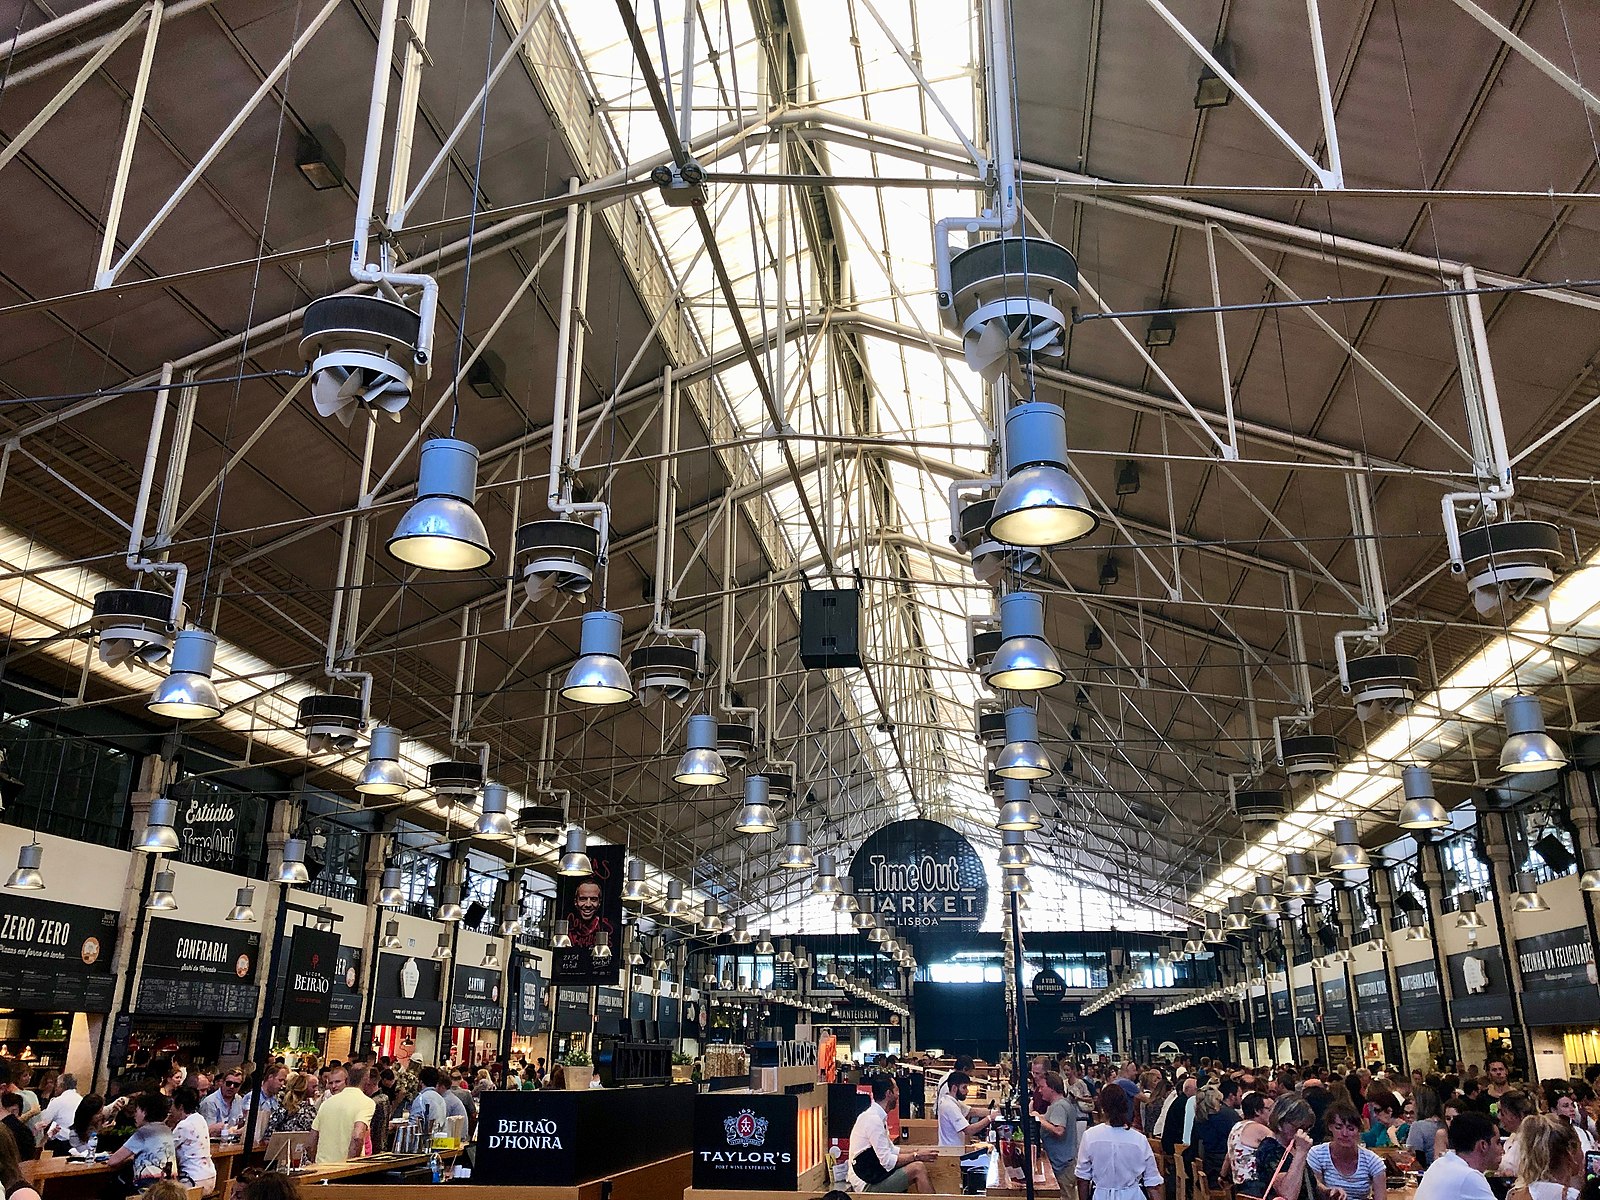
[848, 819, 988, 930]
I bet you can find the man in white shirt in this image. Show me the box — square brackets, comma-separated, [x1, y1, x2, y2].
[1415, 1110, 1500, 1200]
[847, 1076, 937, 1193]
[936, 1071, 992, 1149]
[35, 1073, 81, 1138]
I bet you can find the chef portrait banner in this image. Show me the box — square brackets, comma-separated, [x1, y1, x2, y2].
[372, 950, 443, 1026]
[551, 843, 624, 985]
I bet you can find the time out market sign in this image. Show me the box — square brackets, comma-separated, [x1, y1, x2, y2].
[848, 819, 988, 931]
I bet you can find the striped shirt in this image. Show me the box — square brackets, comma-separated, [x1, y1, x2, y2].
[1307, 1143, 1385, 1199]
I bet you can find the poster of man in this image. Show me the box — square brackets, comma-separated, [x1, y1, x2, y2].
[552, 843, 624, 983]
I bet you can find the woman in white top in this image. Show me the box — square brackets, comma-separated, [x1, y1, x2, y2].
[1553, 1094, 1597, 1154]
[1074, 1079, 1161, 1200]
[169, 1088, 217, 1196]
[1509, 1114, 1584, 1200]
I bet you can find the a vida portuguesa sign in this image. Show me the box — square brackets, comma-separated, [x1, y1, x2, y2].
[848, 818, 988, 931]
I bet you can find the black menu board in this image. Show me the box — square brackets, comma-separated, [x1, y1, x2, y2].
[596, 987, 625, 1036]
[137, 918, 259, 1021]
[512, 955, 548, 1037]
[330, 945, 362, 1025]
[449, 964, 504, 1030]
[553, 985, 592, 1033]
[1293, 982, 1320, 1037]
[1353, 969, 1395, 1033]
[1447, 946, 1515, 1028]
[1394, 959, 1447, 1030]
[660, 994, 681, 1038]
[0, 891, 119, 1012]
[371, 951, 443, 1026]
[1319, 976, 1352, 1033]
[1517, 928, 1600, 1026]
[629, 988, 654, 1022]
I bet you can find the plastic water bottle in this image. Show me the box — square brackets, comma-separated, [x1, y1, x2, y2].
[429, 1150, 442, 1184]
[87, 1134, 97, 1158]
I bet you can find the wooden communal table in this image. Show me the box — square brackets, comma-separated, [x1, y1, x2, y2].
[25, 1143, 244, 1200]
[282, 1148, 460, 1185]
[986, 1150, 1062, 1197]
[306, 1151, 691, 1200]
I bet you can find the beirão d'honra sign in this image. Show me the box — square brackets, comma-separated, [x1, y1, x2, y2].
[848, 818, 988, 930]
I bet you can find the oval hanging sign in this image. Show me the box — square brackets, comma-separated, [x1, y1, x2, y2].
[1032, 968, 1066, 1004]
[849, 818, 988, 931]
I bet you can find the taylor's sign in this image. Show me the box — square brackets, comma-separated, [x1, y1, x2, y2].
[693, 1092, 798, 1190]
[848, 819, 987, 930]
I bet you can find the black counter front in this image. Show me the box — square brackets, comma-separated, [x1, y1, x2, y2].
[473, 1084, 694, 1186]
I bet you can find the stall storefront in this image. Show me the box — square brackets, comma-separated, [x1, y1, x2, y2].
[1515, 926, 1600, 1081]
[1353, 966, 1398, 1068]
[1446, 944, 1520, 1072]
[1394, 958, 1448, 1073]
[446, 962, 505, 1069]
[370, 948, 444, 1064]
[131, 915, 259, 1078]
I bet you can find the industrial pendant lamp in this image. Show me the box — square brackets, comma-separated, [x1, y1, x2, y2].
[778, 820, 815, 870]
[134, 796, 182, 854]
[1281, 852, 1314, 898]
[382, 919, 402, 950]
[1249, 875, 1280, 918]
[561, 611, 634, 705]
[1511, 872, 1549, 913]
[834, 875, 859, 913]
[1397, 765, 1450, 830]
[433, 932, 452, 960]
[275, 838, 311, 885]
[995, 705, 1052, 779]
[591, 930, 612, 961]
[386, 438, 494, 571]
[1455, 893, 1482, 929]
[627, 932, 645, 966]
[1183, 926, 1204, 955]
[481, 946, 501, 970]
[558, 828, 591, 875]
[813, 851, 839, 893]
[983, 592, 1064, 691]
[674, 715, 728, 785]
[987, 402, 1098, 546]
[437, 884, 464, 923]
[4, 843, 43, 890]
[730, 915, 751, 944]
[776, 938, 795, 964]
[498, 902, 520, 937]
[552, 919, 572, 948]
[147, 869, 178, 910]
[997, 777, 1043, 831]
[1203, 911, 1225, 944]
[664, 879, 686, 916]
[1581, 849, 1600, 892]
[1404, 910, 1429, 941]
[148, 629, 224, 719]
[997, 828, 1032, 868]
[1002, 866, 1031, 894]
[701, 897, 724, 933]
[357, 724, 409, 795]
[1328, 819, 1369, 871]
[622, 858, 647, 900]
[1225, 895, 1250, 931]
[734, 774, 778, 835]
[755, 928, 775, 955]
[1499, 694, 1566, 773]
[225, 886, 255, 922]
[377, 866, 405, 908]
[475, 782, 515, 839]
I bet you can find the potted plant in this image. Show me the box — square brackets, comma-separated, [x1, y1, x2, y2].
[561, 1048, 593, 1090]
[671, 1051, 693, 1083]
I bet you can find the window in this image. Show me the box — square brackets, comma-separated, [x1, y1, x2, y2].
[1436, 829, 1492, 908]
[304, 824, 364, 903]
[462, 868, 502, 930]
[1513, 792, 1579, 884]
[394, 847, 442, 915]
[1386, 850, 1424, 931]
[0, 717, 132, 847]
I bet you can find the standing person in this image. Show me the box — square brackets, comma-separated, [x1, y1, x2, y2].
[1415, 1110, 1501, 1199]
[246, 1066, 288, 1148]
[1406, 1086, 1445, 1169]
[0, 1114, 40, 1200]
[407, 1068, 449, 1132]
[307, 1066, 373, 1166]
[1036, 1072, 1080, 1182]
[936, 1071, 993, 1150]
[35, 1074, 81, 1142]
[1306, 1102, 1387, 1200]
[846, 1076, 936, 1193]
[198, 1070, 245, 1137]
[359, 1066, 390, 1154]
[1509, 1114, 1585, 1200]
[1233, 1095, 1315, 1200]
[169, 1089, 217, 1196]
[265, 1073, 316, 1137]
[104, 1093, 177, 1193]
[1073, 1081, 1161, 1200]
[1500, 1089, 1535, 1179]
[1485, 1059, 1513, 1109]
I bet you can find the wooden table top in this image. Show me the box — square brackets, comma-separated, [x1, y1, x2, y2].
[26, 1143, 243, 1183]
[279, 1148, 459, 1184]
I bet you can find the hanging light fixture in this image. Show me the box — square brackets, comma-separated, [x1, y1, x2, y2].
[147, 629, 224, 720]
[1183, 926, 1204, 955]
[382, 919, 402, 950]
[834, 875, 859, 913]
[734, 774, 778, 835]
[867, 921, 888, 945]
[558, 828, 591, 875]
[701, 897, 724, 933]
[1204, 911, 1225, 944]
[1455, 893, 1482, 929]
[627, 931, 645, 966]
[673, 714, 728, 785]
[1002, 866, 1031, 894]
[3, 842, 43, 890]
[755, 928, 775, 955]
[134, 796, 182, 854]
[498, 902, 520, 937]
[1249, 875, 1280, 918]
[385, 438, 494, 571]
[592, 929, 612, 961]
[561, 611, 634, 705]
[1397, 765, 1450, 830]
[997, 828, 1032, 868]
[1328, 819, 1369, 871]
[622, 858, 647, 900]
[997, 777, 1043, 832]
[776, 938, 794, 964]
[995, 705, 1052, 779]
[1225, 895, 1250, 931]
[1511, 872, 1549, 913]
[982, 592, 1064, 691]
[475, 782, 515, 840]
[1499, 694, 1566, 773]
[356, 723, 409, 795]
[225, 886, 255, 922]
[147, 869, 178, 911]
[1581, 849, 1600, 892]
[437, 883, 465, 923]
[313, 904, 335, 932]
[778, 820, 815, 870]
[481, 946, 501, 970]
[987, 401, 1099, 546]
[1282, 852, 1314, 898]
[433, 931, 452, 960]
[275, 838, 311, 885]
[377, 866, 405, 908]
[1405, 911, 1429, 941]
[812, 851, 839, 893]
[552, 919, 572, 948]
[730, 915, 752, 944]
[664, 879, 687, 916]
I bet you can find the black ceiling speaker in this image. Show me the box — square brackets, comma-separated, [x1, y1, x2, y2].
[800, 588, 862, 669]
[1534, 833, 1576, 875]
[464, 900, 488, 930]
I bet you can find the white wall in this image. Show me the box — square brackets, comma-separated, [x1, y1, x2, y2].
[154, 860, 266, 930]
[0, 825, 129, 910]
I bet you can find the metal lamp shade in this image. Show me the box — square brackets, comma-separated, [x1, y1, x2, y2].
[997, 778, 1043, 831]
[1225, 896, 1250, 931]
[983, 592, 1064, 691]
[778, 820, 815, 870]
[755, 928, 775, 955]
[4, 842, 43, 890]
[987, 403, 1099, 547]
[591, 930, 612, 960]
[499, 905, 520, 936]
[437, 884, 465, 923]
[434, 932, 452, 960]
[1204, 912, 1225, 944]
[475, 782, 515, 839]
[1455, 894, 1482, 928]
[1002, 867, 1031, 894]
[386, 438, 494, 571]
[1582, 848, 1600, 893]
[674, 715, 728, 785]
[735, 775, 779, 834]
[1512, 871, 1549, 913]
[812, 851, 839, 893]
[275, 837, 311, 885]
[377, 866, 405, 908]
[1249, 875, 1280, 917]
[147, 869, 178, 910]
[1329, 818, 1368, 871]
[482, 947, 501, 970]
[558, 827, 592, 876]
[776, 938, 794, 964]
[995, 706, 1052, 779]
[834, 876, 859, 913]
[552, 919, 572, 948]
[1500, 694, 1566, 773]
[561, 611, 634, 705]
[1397, 765, 1450, 830]
[148, 629, 224, 719]
[623, 858, 647, 900]
[135, 796, 182, 854]
[357, 724, 409, 795]
[997, 827, 1032, 868]
[225, 886, 255, 922]
[1282, 852, 1315, 898]
[664, 879, 686, 915]
[382, 920, 402, 949]
[1405, 911, 1429, 940]
[730, 915, 751, 944]
[701, 898, 723, 933]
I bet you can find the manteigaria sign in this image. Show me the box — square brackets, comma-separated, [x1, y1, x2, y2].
[848, 819, 988, 931]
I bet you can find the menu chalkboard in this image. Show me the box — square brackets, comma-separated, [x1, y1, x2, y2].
[137, 918, 259, 1020]
[596, 987, 625, 1036]
[553, 985, 591, 1033]
[512, 956, 548, 1037]
[330, 945, 362, 1025]
[449, 964, 504, 1030]
[629, 988, 653, 1022]
[372, 952, 442, 1027]
[0, 891, 119, 1012]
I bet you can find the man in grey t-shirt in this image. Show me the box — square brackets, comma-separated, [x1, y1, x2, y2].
[1036, 1071, 1079, 1176]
